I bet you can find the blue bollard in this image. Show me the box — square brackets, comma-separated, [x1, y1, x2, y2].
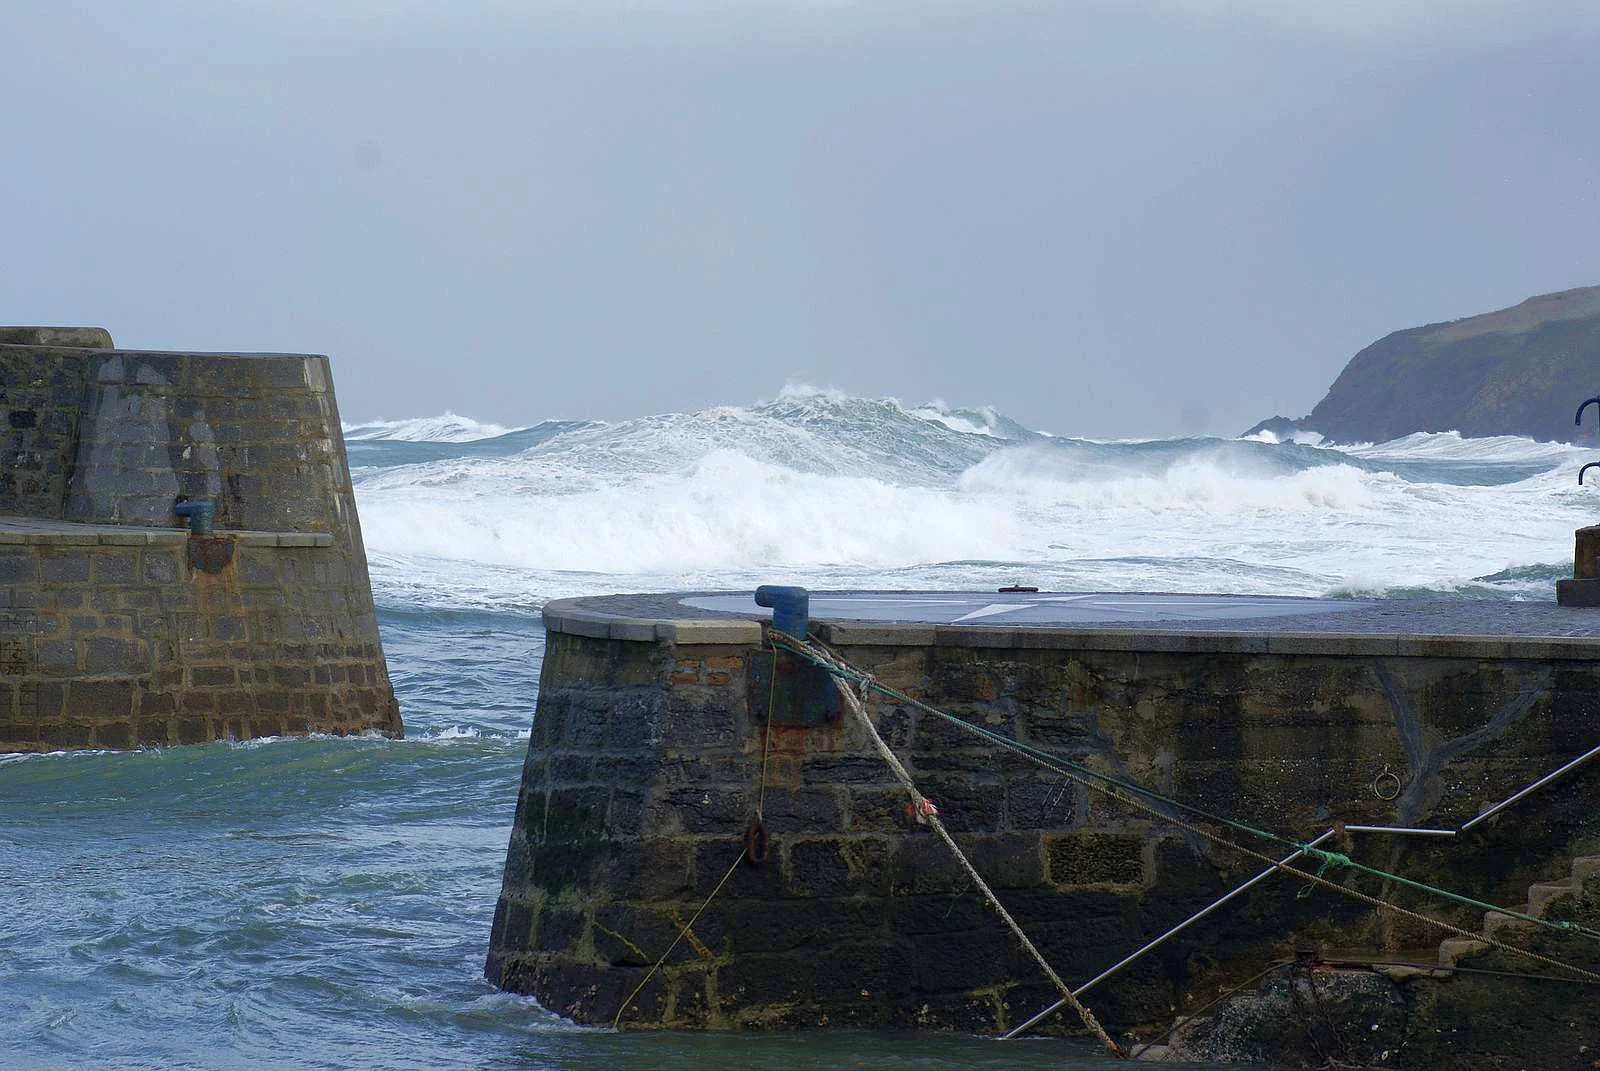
[174, 498, 215, 536]
[754, 585, 810, 638]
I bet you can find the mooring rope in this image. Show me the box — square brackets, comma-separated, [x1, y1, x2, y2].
[774, 630, 1600, 986]
[757, 646, 779, 819]
[831, 673, 1125, 1057]
[774, 630, 1600, 945]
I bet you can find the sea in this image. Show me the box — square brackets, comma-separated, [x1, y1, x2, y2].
[3, 385, 1594, 1070]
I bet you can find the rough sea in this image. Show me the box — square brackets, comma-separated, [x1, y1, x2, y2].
[4, 386, 1594, 1069]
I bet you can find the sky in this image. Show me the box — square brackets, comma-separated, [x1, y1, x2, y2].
[3, 0, 1599, 438]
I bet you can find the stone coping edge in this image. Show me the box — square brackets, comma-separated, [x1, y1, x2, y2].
[541, 598, 1600, 660]
[0, 527, 333, 548]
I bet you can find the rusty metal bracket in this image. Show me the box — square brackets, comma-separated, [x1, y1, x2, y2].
[747, 648, 842, 727]
[187, 535, 235, 574]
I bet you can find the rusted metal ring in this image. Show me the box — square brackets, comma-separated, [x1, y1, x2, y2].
[1373, 766, 1402, 801]
[743, 818, 769, 866]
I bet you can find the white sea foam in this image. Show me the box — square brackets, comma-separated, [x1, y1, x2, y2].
[351, 397, 1588, 607]
[1343, 429, 1584, 464]
[343, 413, 522, 443]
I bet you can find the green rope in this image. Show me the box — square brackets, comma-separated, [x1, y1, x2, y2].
[771, 629, 1600, 944]
[1297, 848, 1352, 899]
[1301, 844, 1599, 936]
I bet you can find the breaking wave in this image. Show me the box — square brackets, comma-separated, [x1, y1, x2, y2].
[347, 389, 1590, 606]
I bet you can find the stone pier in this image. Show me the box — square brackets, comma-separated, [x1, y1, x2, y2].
[488, 591, 1600, 1065]
[0, 328, 400, 750]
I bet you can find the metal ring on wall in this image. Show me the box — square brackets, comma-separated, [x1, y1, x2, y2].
[1372, 766, 1402, 801]
[743, 818, 770, 866]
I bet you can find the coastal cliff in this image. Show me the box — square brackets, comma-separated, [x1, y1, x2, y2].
[1251, 285, 1600, 444]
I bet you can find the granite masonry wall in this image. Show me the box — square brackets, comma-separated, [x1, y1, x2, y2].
[0, 334, 400, 750]
[487, 615, 1600, 1056]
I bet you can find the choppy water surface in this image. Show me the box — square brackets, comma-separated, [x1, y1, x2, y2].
[4, 389, 1589, 1068]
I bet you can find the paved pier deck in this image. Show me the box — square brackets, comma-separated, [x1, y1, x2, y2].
[543, 590, 1600, 656]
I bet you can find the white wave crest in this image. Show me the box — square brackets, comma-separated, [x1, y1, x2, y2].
[1345, 430, 1584, 463]
[360, 450, 1026, 574]
[343, 413, 522, 443]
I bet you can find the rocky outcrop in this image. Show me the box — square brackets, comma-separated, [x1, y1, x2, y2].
[1249, 286, 1600, 444]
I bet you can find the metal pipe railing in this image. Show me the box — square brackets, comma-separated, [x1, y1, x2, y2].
[1460, 740, 1600, 832]
[1001, 829, 1338, 1039]
[1001, 738, 1600, 1040]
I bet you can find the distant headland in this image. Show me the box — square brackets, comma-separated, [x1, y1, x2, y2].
[1248, 285, 1600, 444]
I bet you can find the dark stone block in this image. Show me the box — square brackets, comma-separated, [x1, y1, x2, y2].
[548, 753, 592, 783]
[35, 639, 76, 673]
[545, 787, 609, 840]
[890, 833, 971, 895]
[718, 951, 812, 1008]
[757, 787, 844, 834]
[606, 791, 645, 835]
[649, 787, 751, 836]
[591, 902, 699, 967]
[540, 960, 664, 1025]
[886, 892, 991, 936]
[849, 787, 914, 832]
[905, 776, 1006, 833]
[1006, 775, 1078, 829]
[691, 837, 784, 899]
[39, 722, 93, 749]
[91, 550, 138, 584]
[1045, 832, 1146, 887]
[527, 834, 612, 893]
[176, 717, 211, 745]
[142, 553, 181, 584]
[84, 638, 145, 674]
[189, 659, 233, 685]
[786, 837, 890, 898]
[67, 678, 135, 718]
[966, 833, 1045, 888]
[611, 838, 693, 900]
[95, 722, 134, 748]
[707, 895, 886, 955]
[801, 754, 894, 785]
[39, 557, 89, 579]
[537, 906, 587, 954]
[0, 721, 39, 746]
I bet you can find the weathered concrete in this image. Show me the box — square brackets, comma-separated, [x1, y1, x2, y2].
[0, 334, 400, 750]
[487, 591, 1600, 1065]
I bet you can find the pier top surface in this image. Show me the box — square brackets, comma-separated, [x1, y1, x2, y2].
[544, 590, 1600, 655]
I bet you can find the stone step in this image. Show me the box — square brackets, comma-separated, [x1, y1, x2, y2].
[1438, 937, 1490, 968]
[1527, 881, 1580, 917]
[1482, 910, 1536, 939]
[1571, 856, 1600, 884]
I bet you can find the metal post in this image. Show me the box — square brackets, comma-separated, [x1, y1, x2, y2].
[1001, 828, 1337, 1040]
[1344, 825, 1456, 837]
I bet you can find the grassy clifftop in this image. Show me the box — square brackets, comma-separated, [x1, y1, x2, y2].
[1260, 286, 1600, 443]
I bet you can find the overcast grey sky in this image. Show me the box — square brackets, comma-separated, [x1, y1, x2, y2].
[4, 1, 1599, 436]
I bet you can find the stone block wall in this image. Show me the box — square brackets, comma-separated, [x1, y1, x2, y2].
[0, 337, 400, 750]
[487, 623, 1600, 1037]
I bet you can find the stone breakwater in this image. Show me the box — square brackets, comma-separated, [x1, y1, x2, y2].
[0, 328, 400, 750]
[488, 592, 1600, 1067]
